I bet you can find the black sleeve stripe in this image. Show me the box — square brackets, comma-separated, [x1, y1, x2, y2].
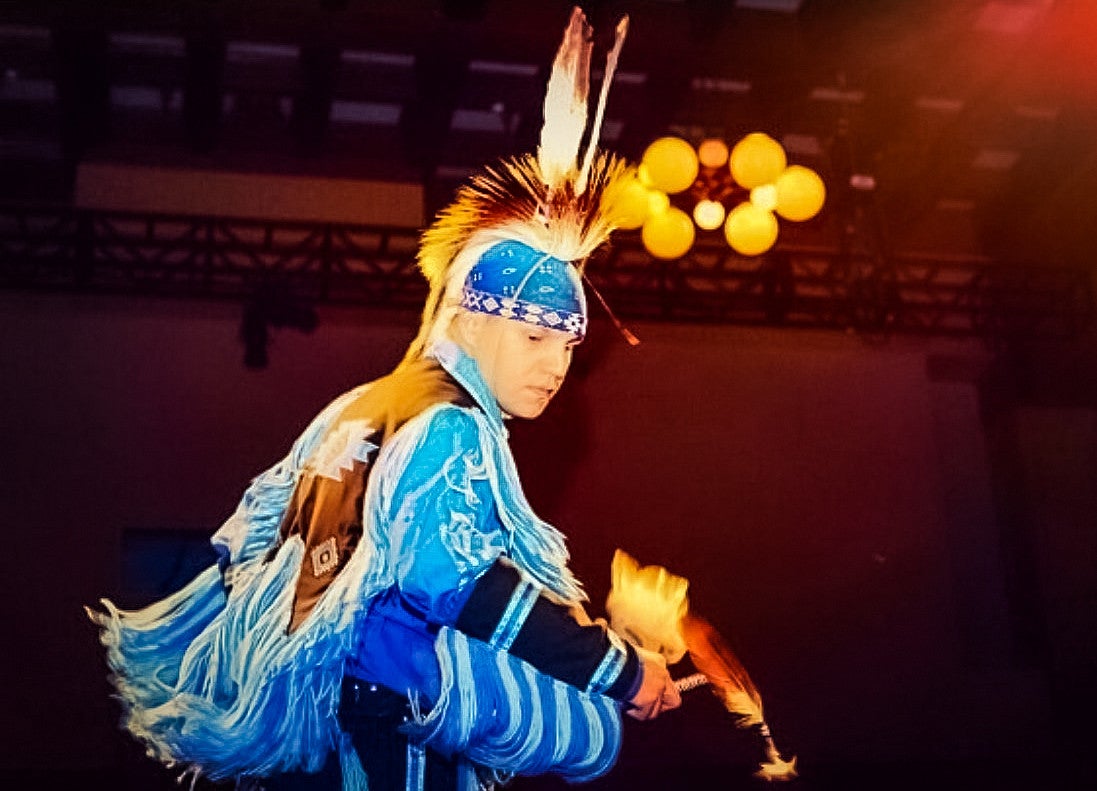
[454, 562, 521, 641]
[455, 560, 642, 702]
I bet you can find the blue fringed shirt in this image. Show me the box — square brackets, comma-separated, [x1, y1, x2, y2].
[346, 342, 640, 704]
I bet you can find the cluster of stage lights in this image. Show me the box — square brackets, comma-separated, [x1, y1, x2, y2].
[616, 133, 827, 259]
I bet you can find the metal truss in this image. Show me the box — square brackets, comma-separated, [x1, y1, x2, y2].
[591, 243, 1094, 340]
[2, 205, 1092, 341]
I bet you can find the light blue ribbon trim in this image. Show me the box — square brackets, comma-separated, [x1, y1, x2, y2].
[585, 628, 628, 696]
[489, 577, 541, 651]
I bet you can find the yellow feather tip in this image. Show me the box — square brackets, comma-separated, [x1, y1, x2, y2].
[606, 549, 690, 664]
[754, 755, 799, 782]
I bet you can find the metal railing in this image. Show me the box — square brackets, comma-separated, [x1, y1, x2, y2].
[2, 204, 1091, 341]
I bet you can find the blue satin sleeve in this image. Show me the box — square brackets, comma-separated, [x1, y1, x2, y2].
[384, 406, 507, 626]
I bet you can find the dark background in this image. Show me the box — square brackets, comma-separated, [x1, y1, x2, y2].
[2, 1, 1095, 789]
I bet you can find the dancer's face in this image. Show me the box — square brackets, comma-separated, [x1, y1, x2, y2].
[464, 314, 581, 419]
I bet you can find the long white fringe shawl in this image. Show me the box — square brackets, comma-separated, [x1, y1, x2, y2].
[88, 378, 596, 783]
[91, 536, 385, 780]
[87, 385, 383, 782]
[211, 384, 370, 567]
[404, 628, 623, 783]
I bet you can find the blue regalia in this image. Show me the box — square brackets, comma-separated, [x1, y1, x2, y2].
[89, 7, 645, 790]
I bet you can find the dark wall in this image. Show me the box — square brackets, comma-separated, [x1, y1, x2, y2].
[0, 290, 1082, 784]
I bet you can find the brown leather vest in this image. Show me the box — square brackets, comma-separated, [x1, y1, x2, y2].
[276, 358, 473, 632]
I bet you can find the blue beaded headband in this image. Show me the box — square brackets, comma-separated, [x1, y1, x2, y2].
[460, 240, 588, 339]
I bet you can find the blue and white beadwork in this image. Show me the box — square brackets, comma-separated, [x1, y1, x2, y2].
[461, 240, 588, 338]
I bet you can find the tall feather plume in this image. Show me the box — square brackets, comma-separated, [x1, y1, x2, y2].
[399, 7, 634, 367]
[577, 15, 629, 195]
[538, 7, 593, 195]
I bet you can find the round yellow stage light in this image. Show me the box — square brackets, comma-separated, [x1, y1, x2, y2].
[642, 206, 696, 260]
[641, 136, 700, 194]
[724, 202, 779, 256]
[647, 189, 670, 215]
[729, 132, 787, 189]
[693, 199, 726, 230]
[750, 183, 779, 213]
[615, 176, 652, 230]
[697, 138, 730, 169]
[775, 165, 826, 221]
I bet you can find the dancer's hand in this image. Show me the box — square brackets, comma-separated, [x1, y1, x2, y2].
[626, 646, 681, 720]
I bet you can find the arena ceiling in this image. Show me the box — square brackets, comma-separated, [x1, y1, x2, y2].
[2, 0, 1097, 270]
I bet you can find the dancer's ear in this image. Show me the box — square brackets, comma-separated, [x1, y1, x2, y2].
[450, 310, 490, 357]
